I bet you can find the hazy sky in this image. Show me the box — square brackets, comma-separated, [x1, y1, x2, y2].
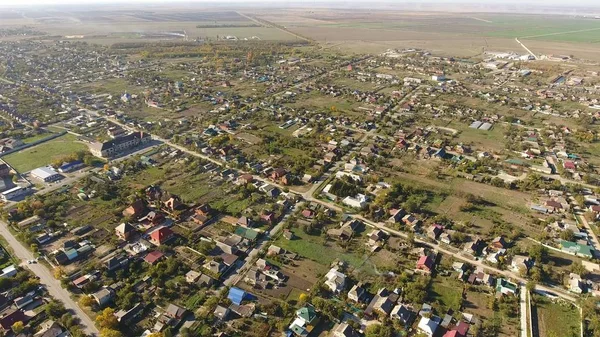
[0, 0, 598, 4]
[0, 0, 598, 10]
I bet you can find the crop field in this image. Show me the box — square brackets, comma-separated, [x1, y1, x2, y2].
[2, 134, 88, 173]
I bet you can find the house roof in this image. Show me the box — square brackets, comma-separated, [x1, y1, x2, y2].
[228, 287, 247, 306]
[417, 255, 434, 270]
[144, 251, 164, 264]
[296, 305, 317, 323]
[150, 227, 174, 244]
[115, 222, 135, 234]
[166, 303, 187, 318]
[235, 226, 259, 240]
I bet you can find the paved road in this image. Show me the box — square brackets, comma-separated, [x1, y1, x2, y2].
[0, 220, 99, 336]
[520, 286, 529, 337]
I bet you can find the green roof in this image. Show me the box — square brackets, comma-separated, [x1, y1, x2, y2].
[505, 158, 529, 166]
[296, 305, 317, 323]
[496, 278, 517, 294]
[560, 240, 594, 258]
[234, 226, 259, 241]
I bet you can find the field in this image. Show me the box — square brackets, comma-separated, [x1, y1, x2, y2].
[2, 134, 88, 173]
[273, 228, 368, 269]
[253, 10, 600, 60]
[532, 294, 581, 337]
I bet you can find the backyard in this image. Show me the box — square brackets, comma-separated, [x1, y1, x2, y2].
[533, 294, 581, 337]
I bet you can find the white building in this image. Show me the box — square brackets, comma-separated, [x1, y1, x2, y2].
[342, 194, 368, 209]
[31, 166, 62, 182]
[324, 267, 346, 294]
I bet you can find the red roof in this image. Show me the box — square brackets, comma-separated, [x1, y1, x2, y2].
[144, 251, 164, 264]
[417, 255, 434, 271]
[456, 321, 469, 335]
[150, 227, 174, 244]
[443, 331, 460, 337]
[564, 161, 576, 169]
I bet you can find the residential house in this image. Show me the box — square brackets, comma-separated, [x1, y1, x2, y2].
[511, 255, 533, 273]
[332, 323, 360, 337]
[491, 236, 508, 249]
[115, 222, 136, 241]
[416, 255, 435, 274]
[92, 288, 115, 307]
[496, 278, 517, 296]
[569, 273, 584, 294]
[347, 283, 367, 303]
[289, 305, 319, 337]
[418, 316, 441, 337]
[390, 304, 414, 327]
[149, 227, 175, 246]
[388, 208, 406, 223]
[122, 200, 146, 219]
[324, 268, 346, 294]
[327, 219, 362, 241]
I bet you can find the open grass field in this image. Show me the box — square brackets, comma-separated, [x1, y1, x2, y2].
[2, 133, 87, 173]
[533, 294, 581, 337]
[427, 276, 464, 312]
[274, 228, 368, 269]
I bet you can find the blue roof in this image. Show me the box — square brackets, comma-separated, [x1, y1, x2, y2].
[59, 160, 83, 169]
[228, 287, 246, 305]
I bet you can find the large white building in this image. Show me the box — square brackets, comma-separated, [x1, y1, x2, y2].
[31, 167, 62, 182]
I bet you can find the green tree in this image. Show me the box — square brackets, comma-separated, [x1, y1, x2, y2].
[11, 321, 24, 334]
[100, 328, 123, 337]
[365, 323, 393, 337]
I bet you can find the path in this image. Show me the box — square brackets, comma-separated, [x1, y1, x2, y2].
[520, 286, 530, 337]
[575, 213, 600, 253]
[0, 220, 99, 336]
[521, 27, 600, 39]
[515, 38, 538, 60]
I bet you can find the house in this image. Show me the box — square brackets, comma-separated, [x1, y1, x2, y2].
[342, 194, 368, 209]
[92, 288, 115, 306]
[165, 303, 187, 320]
[324, 268, 346, 294]
[416, 255, 435, 274]
[327, 219, 362, 241]
[428, 224, 444, 239]
[144, 251, 165, 265]
[486, 249, 506, 264]
[301, 209, 315, 218]
[418, 316, 441, 337]
[271, 168, 287, 180]
[58, 160, 84, 173]
[332, 323, 360, 337]
[34, 320, 69, 337]
[115, 222, 136, 241]
[368, 229, 387, 246]
[213, 305, 230, 321]
[463, 238, 485, 256]
[289, 305, 319, 337]
[511, 255, 533, 273]
[388, 208, 406, 223]
[365, 288, 399, 318]
[122, 200, 146, 219]
[186, 270, 201, 283]
[149, 227, 175, 246]
[390, 304, 414, 326]
[569, 273, 584, 294]
[443, 321, 470, 337]
[237, 216, 254, 228]
[440, 232, 452, 244]
[491, 236, 507, 249]
[402, 214, 420, 229]
[283, 229, 295, 240]
[347, 283, 367, 303]
[496, 278, 517, 296]
[0, 309, 27, 330]
[560, 240, 594, 258]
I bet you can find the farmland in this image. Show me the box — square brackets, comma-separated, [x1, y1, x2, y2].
[2, 133, 88, 173]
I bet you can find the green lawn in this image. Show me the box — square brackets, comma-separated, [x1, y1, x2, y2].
[3, 134, 88, 173]
[533, 294, 581, 337]
[427, 277, 464, 312]
[274, 228, 366, 268]
[21, 132, 56, 144]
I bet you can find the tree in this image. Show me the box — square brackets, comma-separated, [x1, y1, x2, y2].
[100, 328, 123, 337]
[11, 321, 24, 334]
[80, 295, 96, 308]
[526, 280, 536, 293]
[96, 308, 119, 329]
[365, 323, 393, 337]
[45, 300, 67, 319]
[560, 229, 575, 242]
[298, 293, 308, 304]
